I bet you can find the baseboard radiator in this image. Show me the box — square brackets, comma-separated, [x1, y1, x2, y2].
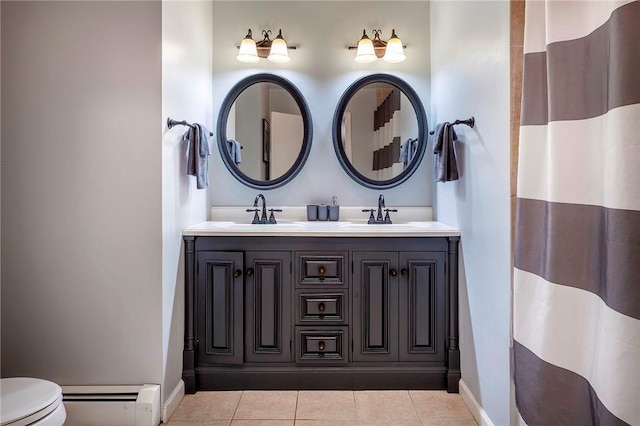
[61, 384, 160, 426]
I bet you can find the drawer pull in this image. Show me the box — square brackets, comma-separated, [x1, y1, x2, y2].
[318, 302, 325, 312]
[318, 341, 325, 351]
[401, 268, 409, 277]
[390, 269, 398, 277]
[246, 268, 254, 276]
[318, 266, 326, 276]
[233, 269, 242, 278]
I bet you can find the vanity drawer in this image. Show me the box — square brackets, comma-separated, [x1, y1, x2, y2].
[297, 291, 347, 324]
[296, 327, 348, 364]
[295, 252, 347, 287]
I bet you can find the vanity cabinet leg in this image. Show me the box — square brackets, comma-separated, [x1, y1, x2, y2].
[183, 236, 196, 394]
[447, 236, 461, 393]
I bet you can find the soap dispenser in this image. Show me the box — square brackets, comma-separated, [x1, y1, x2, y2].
[329, 196, 340, 221]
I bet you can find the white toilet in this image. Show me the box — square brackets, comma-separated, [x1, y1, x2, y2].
[0, 378, 66, 425]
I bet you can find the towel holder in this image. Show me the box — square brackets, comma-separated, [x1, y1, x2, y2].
[429, 117, 475, 135]
[167, 117, 214, 137]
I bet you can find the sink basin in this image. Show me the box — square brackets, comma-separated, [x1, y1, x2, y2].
[338, 221, 433, 230]
[211, 221, 305, 229]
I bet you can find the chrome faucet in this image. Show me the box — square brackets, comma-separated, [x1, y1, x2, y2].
[246, 194, 282, 224]
[363, 194, 397, 224]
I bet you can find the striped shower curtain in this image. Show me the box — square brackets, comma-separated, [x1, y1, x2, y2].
[372, 89, 402, 180]
[514, 1, 640, 425]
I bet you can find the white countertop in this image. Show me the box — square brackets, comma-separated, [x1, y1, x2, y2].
[183, 220, 460, 237]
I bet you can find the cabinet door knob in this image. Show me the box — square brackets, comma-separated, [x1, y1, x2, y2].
[318, 266, 326, 276]
[233, 269, 242, 278]
[401, 268, 409, 277]
[389, 269, 398, 277]
[318, 302, 325, 312]
[246, 268, 254, 276]
[318, 341, 325, 351]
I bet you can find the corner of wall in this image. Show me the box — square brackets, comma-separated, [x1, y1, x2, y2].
[161, 0, 213, 407]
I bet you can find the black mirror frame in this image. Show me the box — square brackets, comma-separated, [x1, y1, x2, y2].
[332, 74, 428, 190]
[217, 73, 313, 190]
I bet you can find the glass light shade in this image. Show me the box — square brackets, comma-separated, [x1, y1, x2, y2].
[354, 32, 377, 64]
[267, 31, 290, 63]
[383, 31, 406, 63]
[237, 32, 259, 63]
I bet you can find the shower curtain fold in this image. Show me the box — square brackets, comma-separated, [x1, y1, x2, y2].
[514, 1, 640, 425]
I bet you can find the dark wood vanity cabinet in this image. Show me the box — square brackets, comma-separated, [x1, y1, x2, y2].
[352, 251, 445, 363]
[183, 236, 460, 394]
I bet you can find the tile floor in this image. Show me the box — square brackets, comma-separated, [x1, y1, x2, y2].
[168, 390, 477, 426]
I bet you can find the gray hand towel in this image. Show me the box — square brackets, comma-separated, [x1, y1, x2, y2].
[434, 122, 459, 182]
[184, 123, 210, 189]
[227, 139, 242, 165]
[400, 137, 418, 167]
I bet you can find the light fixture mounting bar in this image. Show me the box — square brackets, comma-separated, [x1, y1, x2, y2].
[347, 45, 407, 51]
[237, 45, 297, 57]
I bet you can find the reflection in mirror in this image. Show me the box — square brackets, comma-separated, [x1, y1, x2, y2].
[333, 74, 427, 189]
[218, 74, 312, 190]
[341, 83, 418, 181]
[226, 82, 303, 182]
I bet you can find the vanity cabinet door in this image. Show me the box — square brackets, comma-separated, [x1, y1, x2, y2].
[197, 251, 244, 365]
[245, 251, 292, 363]
[398, 252, 446, 362]
[352, 252, 399, 362]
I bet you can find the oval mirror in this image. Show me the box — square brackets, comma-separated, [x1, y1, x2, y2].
[332, 74, 428, 189]
[217, 74, 313, 189]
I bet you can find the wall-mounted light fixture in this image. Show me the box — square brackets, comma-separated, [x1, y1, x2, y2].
[349, 29, 406, 64]
[237, 29, 296, 64]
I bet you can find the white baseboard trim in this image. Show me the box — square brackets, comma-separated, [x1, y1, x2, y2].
[162, 379, 185, 423]
[459, 379, 494, 426]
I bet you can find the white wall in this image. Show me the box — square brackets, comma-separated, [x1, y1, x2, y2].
[162, 0, 212, 411]
[430, 2, 512, 425]
[270, 87, 301, 116]
[1, 1, 163, 386]
[271, 111, 303, 178]
[347, 88, 376, 179]
[211, 1, 431, 207]
[235, 84, 264, 178]
[400, 93, 419, 153]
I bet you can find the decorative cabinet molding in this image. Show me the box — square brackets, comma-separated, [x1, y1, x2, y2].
[297, 291, 347, 324]
[244, 251, 292, 363]
[296, 252, 347, 287]
[399, 252, 444, 362]
[296, 327, 348, 364]
[183, 236, 460, 393]
[352, 252, 399, 362]
[196, 251, 243, 365]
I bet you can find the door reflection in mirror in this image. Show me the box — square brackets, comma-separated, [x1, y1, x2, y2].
[340, 83, 418, 181]
[226, 82, 303, 181]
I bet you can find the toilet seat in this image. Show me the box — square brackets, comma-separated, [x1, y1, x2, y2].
[0, 378, 66, 426]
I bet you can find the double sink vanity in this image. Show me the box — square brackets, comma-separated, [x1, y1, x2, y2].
[182, 202, 461, 394]
[182, 72, 461, 394]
